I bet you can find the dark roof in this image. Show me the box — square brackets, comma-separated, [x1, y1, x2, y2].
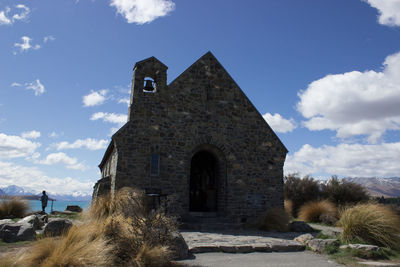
[133, 56, 168, 71]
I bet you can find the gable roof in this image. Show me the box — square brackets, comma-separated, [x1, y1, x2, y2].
[133, 56, 168, 71]
[169, 51, 288, 153]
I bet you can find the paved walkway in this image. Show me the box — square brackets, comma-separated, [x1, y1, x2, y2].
[175, 251, 342, 267]
[181, 230, 307, 253]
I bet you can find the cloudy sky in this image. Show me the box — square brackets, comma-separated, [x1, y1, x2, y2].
[1, 0, 400, 195]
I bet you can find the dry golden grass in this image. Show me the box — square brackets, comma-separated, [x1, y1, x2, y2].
[0, 198, 29, 219]
[258, 207, 290, 232]
[134, 243, 172, 267]
[19, 221, 113, 267]
[284, 199, 294, 218]
[338, 203, 400, 250]
[298, 200, 337, 223]
[3, 187, 176, 267]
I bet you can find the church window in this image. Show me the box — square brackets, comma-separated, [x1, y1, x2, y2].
[150, 154, 160, 176]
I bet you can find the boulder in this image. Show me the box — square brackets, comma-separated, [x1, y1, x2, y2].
[308, 238, 339, 253]
[18, 215, 42, 230]
[340, 244, 380, 251]
[0, 219, 14, 225]
[294, 233, 314, 244]
[37, 214, 48, 225]
[169, 231, 189, 260]
[65, 205, 83, 213]
[44, 218, 73, 237]
[0, 223, 35, 243]
[289, 221, 314, 232]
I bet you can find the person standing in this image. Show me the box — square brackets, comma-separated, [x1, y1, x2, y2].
[40, 191, 49, 213]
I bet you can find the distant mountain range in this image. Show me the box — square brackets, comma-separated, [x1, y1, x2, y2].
[345, 177, 400, 198]
[0, 185, 91, 201]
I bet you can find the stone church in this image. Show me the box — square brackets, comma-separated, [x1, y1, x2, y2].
[93, 52, 287, 223]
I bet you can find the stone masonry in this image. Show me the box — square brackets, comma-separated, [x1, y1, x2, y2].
[93, 51, 288, 224]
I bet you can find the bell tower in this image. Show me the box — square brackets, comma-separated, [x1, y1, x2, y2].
[128, 56, 168, 121]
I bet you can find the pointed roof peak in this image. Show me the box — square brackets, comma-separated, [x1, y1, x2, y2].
[134, 56, 168, 70]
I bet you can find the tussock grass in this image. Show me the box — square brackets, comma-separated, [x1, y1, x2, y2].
[338, 203, 400, 250]
[2, 187, 176, 267]
[298, 200, 337, 223]
[258, 207, 290, 232]
[0, 198, 29, 219]
[134, 243, 172, 267]
[284, 199, 294, 218]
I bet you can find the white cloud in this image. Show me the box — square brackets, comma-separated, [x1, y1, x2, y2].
[0, 7, 11, 25]
[49, 132, 61, 138]
[118, 98, 130, 106]
[262, 112, 296, 133]
[14, 36, 41, 53]
[25, 79, 45, 95]
[37, 152, 87, 171]
[285, 142, 400, 178]
[0, 5, 30, 26]
[0, 161, 94, 195]
[51, 138, 108, 150]
[110, 0, 175, 24]
[297, 51, 400, 143]
[11, 82, 21, 87]
[21, 130, 41, 139]
[90, 112, 127, 126]
[0, 133, 40, 158]
[364, 0, 400, 26]
[43, 35, 55, 43]
[82, 89, 108, 107]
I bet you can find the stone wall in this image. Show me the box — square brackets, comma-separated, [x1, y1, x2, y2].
[97, 52, 287, 223]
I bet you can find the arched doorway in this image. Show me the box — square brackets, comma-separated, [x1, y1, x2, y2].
[189, 151, 218, 212]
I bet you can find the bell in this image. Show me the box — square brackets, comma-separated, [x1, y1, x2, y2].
[144, 79, 155, 92]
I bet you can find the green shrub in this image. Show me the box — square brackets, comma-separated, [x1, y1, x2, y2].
[0, 198, 29, 219]
[338, 203, 400, 250]
[284, 174, 320, 217]
[321, 176, 369, 206]
[298, 200, 337, 223]
[258, 207, 290, 232]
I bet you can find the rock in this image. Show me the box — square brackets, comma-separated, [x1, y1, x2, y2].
[294, 233, 314, 244]
[0, 219, 14, 225]
[340, 244, 381, 251]
[289, 221, 314, 232]
[169, 231, 189, 260]
[44, 218, 73, 237]
[17, 215, 42, 231]
[0, 223, 35, 243]
[65, 205, 82, 213]
[308, 238, 339, 253]
[37, 214, 48, 224]
[319, 214, 338, 226]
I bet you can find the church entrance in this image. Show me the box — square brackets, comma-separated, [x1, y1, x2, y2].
[189, 151, 218, 212]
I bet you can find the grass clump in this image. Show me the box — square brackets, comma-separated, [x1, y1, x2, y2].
[284, 174, 320, 217]
[284, 199, 294, 218]
[298, 200, 337, 224]
[0, 198, 29, 219]
[2, 187, 177, 267]
[338, 203, 400, 250]
[258, 207, 290, 232]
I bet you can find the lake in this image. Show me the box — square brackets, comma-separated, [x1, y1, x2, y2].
[27, 200, 91, 213]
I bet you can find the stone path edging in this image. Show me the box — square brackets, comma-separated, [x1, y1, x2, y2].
[181, 231, 306, 254]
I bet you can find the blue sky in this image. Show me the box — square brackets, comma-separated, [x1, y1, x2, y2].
[1, 0, 400, 196]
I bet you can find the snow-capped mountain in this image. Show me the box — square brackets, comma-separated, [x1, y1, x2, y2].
[1, 185, 35, 196]
[345, 177, 400, 198]
[0, 185, 91, 201]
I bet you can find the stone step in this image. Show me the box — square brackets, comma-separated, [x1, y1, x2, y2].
[180, 222, 243, 231]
